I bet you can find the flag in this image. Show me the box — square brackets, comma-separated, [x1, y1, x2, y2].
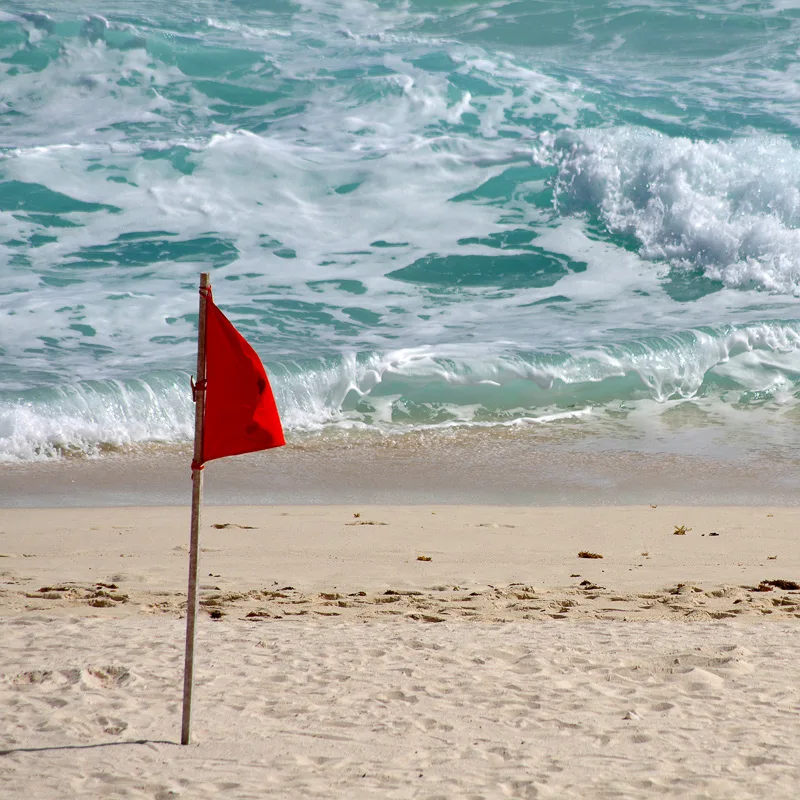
[200, 289, 285, 463]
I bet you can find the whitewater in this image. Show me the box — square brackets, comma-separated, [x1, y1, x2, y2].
[1, 0, 800, 462]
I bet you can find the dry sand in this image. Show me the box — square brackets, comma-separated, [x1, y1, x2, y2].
[2, 505, 800, 798]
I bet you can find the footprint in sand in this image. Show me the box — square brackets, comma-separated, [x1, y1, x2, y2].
[82, 666, 133, 689]
[96, 715, 128, 735]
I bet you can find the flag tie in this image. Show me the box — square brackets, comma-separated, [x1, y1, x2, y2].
[191, 378, 207, 402]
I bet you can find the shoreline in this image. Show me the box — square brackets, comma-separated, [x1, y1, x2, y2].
[3, 436, 800, 507]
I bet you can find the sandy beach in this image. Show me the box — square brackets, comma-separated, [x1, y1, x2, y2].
[4, 1, 800, 797]
[2, 504, 800, 798]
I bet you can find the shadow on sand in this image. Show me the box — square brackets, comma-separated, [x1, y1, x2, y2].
[0, 739, 176, 756]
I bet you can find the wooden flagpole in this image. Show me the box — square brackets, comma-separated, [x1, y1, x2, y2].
[181, 271, 210, 746]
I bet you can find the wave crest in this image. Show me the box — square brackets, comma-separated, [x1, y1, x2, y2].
[3, 322, 800, 460]
[538, 128, 800, 294]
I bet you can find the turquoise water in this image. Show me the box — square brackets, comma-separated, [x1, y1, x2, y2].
[1, 0, 800, 461]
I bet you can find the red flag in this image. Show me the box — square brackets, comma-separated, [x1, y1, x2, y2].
[200, 290, 285, 464]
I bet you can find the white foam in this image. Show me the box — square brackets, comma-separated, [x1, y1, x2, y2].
[0, 6, 596, 386]
[270, 322, 800, 432]
[538, 128, 800, 294]
[205, 18, 290, 39]
[0, 377, 192, 462]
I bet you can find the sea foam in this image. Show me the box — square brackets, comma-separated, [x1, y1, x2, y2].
[539, 128, 800, 294]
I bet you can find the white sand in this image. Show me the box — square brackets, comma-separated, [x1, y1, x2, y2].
[2, 505, 800, 798]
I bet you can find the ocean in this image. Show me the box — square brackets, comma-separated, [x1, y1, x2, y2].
[2, 0, 800, 480]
